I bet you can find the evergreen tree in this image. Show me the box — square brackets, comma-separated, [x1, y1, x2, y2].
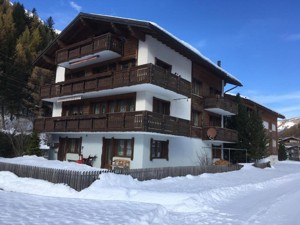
[229, 94, 269, 162]
[247, 110, 269, 161]
[0, 1, 57, 125]
[26, 131, 41, 156]
[278, 142, 287, 161]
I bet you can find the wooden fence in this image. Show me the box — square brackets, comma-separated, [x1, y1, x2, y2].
[0, 162, 101, 191]
[0, 162, 243, 191]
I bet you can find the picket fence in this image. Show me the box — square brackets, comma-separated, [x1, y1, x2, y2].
[0, 162, 243, 191]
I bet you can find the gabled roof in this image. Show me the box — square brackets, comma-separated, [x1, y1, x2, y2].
[34, 13, 242, 86]
[226, 93, 285, 119]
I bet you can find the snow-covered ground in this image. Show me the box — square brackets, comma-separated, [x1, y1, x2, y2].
[0, 157, 300, 225]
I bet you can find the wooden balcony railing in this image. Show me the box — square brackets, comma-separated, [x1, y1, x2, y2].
[204, 97, 238, 115]
[34, 111, 190, 137]
[202, 127, 238, 143]
[40, 64, 191, 99]
[56, 33, 123, 64]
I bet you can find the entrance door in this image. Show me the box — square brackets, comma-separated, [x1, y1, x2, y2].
[58, 137, 67, 161]
[101, 138, 113, 169]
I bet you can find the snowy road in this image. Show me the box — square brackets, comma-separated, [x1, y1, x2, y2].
[1, 158, 300, 224]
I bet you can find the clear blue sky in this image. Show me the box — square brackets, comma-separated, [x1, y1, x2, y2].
[16, 0, 300, 119]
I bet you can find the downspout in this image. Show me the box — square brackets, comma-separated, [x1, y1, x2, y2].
[218, 60, 225, 159]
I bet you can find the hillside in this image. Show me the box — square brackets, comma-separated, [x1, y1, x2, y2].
[278, 117, 300, 138]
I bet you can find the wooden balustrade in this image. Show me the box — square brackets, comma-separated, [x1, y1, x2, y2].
[56, 33, 123, 64]
[40, 64, 191, 99]
[204, 97, 238, 115]
[202, 127, 238, 142]
[34, 111, 190, 137]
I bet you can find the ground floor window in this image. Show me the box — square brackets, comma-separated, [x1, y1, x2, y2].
[115, 139, 134, 158]
[150, 139, 169, 160]
[58, 137, 82, 161]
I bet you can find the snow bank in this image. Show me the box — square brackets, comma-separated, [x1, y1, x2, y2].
[0, 155, 100, 171]
[1, 157, 300, 224]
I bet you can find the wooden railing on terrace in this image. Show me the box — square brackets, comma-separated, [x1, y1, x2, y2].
[40, 64, 191, 99]
[202, 127, 238, 142]
[34, 111, 190, 137]
[56, 33, 123, 64]
[204, 97, 238, 115]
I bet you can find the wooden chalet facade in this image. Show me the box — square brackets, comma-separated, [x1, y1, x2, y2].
[33, 13, 280, 168]
[279, 137, 300, 161]
[226, 95, 285, 164]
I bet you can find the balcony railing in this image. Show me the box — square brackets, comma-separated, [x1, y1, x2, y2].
[204, 97, 238, 115]
[56, 33, 123, 64]
[34, 111, 190, 137]
[40, 64, 191, 99]
[202, 127, 238, 143]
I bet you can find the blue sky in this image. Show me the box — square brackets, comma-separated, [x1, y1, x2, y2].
[16, 0, 300, 119]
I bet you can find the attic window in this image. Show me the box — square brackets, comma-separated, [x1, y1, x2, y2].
[155, 58, 172, 72]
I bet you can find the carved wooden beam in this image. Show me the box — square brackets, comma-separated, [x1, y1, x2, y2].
[128, 25, 145, 41]
[110, 22, 122, 35]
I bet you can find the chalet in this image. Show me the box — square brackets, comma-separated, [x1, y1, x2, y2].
[279, 137, 300, 161]
[33, 13, 281, 168]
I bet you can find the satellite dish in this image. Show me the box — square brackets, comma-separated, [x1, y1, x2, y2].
[207, 127, 217, 139]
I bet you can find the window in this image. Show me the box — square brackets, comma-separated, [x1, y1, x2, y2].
[155, 58, 172, 72]
[65, 70, 85, 80]
[263, 121, 269, 129]
[209, 87, 221, 97]
[92, 96, 135, 115]
[63, 103, 83, 116]
[150, 139, 169, 160]
[192, 110, 201, 127]
[59, 137, 82, 154]
[93, 102, 106, 115]
[272, 123, 276, 131]
[116, 139, 133, 158]
[153, 97, 170, 115]
[192, 79, 202, 96]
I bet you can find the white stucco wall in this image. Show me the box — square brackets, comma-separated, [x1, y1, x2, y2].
[51, 133, 210, 169]
[141, 135, 210, 168]
[52, 102, 62, 117]
[55, 66, 65, 83]
[136, 91, 190, 120]
[171, 98, 191, 120]
[137, 35, 192, 82]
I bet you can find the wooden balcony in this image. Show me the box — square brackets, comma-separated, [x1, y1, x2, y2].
[204, 97, 238, 115]
[56, 33, 123, 65]
[202, 127, 238, 143]
[40, 63, 191, 99]
[34, 111, 190, 137]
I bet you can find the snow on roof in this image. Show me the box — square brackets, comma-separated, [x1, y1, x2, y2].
[149, 21, 242, 85]
[226, 92, 285, 118]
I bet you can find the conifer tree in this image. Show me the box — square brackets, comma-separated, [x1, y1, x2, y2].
[229, 94, 269, 162]
[278, 142, 287, 161]
[26, 131, 41, 156]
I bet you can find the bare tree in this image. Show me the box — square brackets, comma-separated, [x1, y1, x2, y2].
[4, 117, 32, 156]
[196, 151, 212, 166]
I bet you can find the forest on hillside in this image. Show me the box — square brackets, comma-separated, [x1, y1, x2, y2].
[0, 0, 57, 128]
[0, 0, 57, 156]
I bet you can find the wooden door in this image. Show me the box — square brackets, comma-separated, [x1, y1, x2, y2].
[101, 138, 113, 169]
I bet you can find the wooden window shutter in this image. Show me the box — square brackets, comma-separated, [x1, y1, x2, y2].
[165, 140, 169, 161]
[150, 138, 153, 161]
[131, 137, 134, 160]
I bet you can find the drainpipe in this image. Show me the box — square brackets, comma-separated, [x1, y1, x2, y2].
[218, 60, 224, 160]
